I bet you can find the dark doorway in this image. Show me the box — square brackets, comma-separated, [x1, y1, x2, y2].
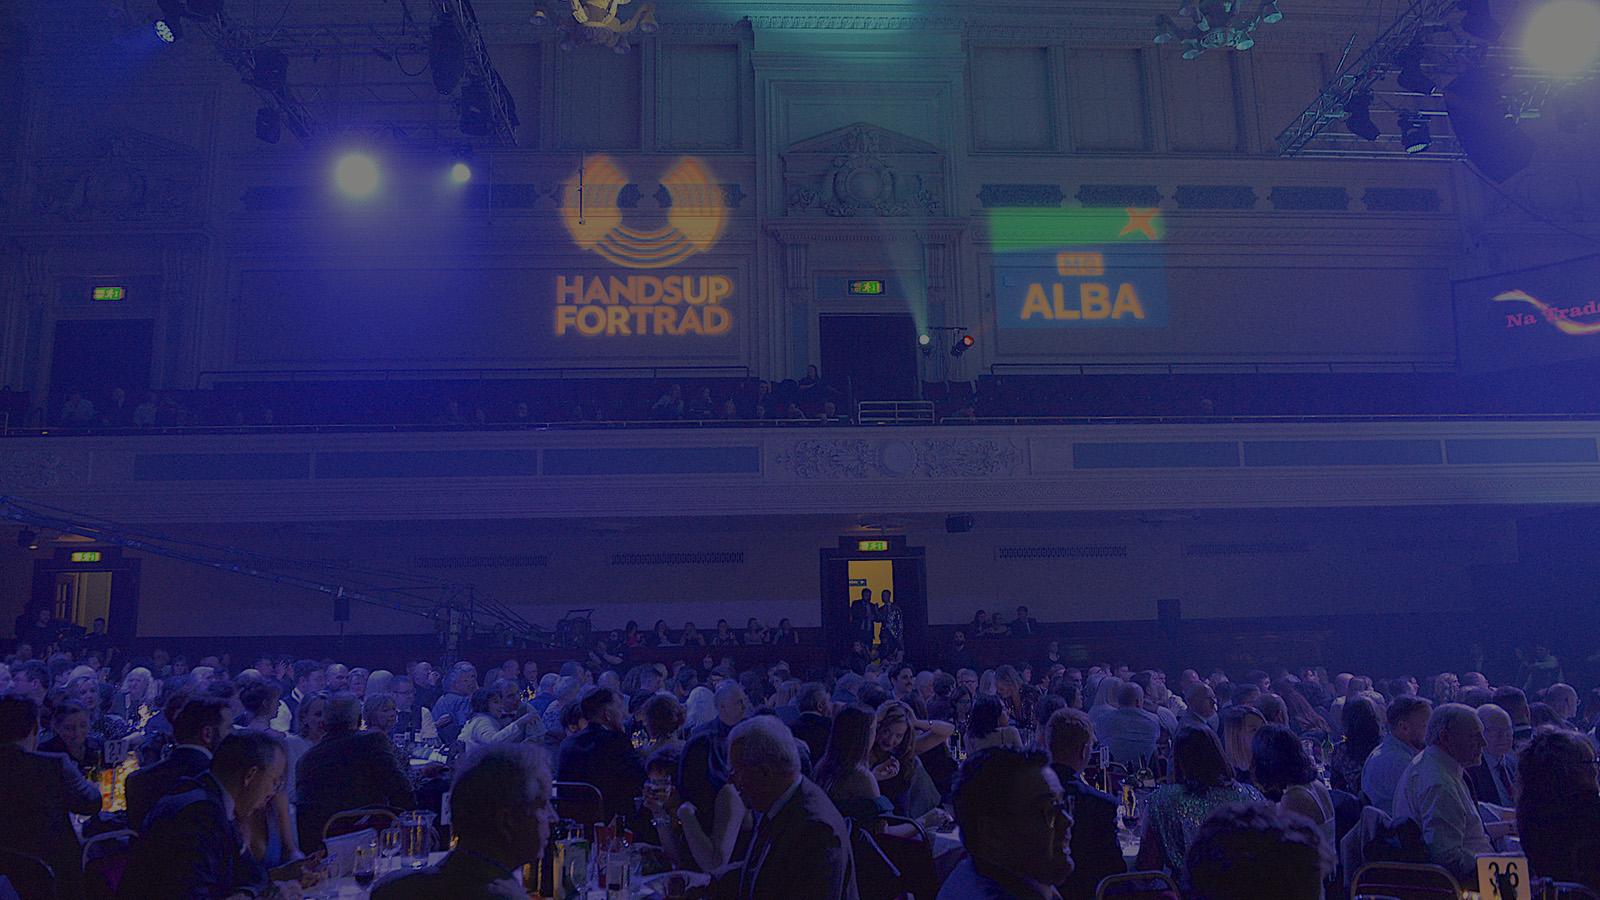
[820, 536, 927, 666]
[819, 315, 917, 401]
[50, 319, 155, 418]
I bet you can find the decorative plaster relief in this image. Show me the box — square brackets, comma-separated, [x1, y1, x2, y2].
[0, 448, 89, 489]
[782, 123, 946, 218]
[31, 132, 206, 223]
[775, 437, 1024, 479]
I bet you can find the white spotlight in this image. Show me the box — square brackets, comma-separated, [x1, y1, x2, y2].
[1524, 0, 1600, 75]
[450, 162, 472, 184]
[334, 153, 380, 198]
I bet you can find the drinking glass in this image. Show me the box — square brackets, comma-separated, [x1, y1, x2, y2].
[352, 844, 378, 889]
[379, 826, 402, 870]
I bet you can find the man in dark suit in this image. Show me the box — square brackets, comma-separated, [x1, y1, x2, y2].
[125, 696, 232, 831]
[1046, 707, 1125, 900]
[119, 731, 287, 900]
[295, 693, 415, 852]
[1465, 703, 1519, 808]
[0, 693, 104, 900]
[556, 687, 648, 823]
[695, 715, 856, 900]
[790, 683, 833, 765]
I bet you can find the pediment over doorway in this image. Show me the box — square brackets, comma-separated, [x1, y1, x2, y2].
[781, 122, 947, 218]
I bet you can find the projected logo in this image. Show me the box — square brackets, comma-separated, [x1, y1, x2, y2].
[991, 208, 1170, 328]
[1494, 289, 1600, 335]
[560, 156, 726, 269]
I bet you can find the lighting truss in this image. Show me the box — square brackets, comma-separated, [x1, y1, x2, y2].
[431, 0, 519, 146]
[1275, 0, 1460, 157]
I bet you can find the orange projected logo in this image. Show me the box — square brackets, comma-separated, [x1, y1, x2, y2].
[560, 156, 726, 269]
[1494, 289, 1600, 335]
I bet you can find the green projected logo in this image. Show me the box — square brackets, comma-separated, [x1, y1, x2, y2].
[989, 208, 1169, 329]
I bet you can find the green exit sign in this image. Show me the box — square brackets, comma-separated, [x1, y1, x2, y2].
[92, 286, 125, 301]
[70, 551, 103, 563]
[848, 280, 883, 295]
[857, 540, 888, 552]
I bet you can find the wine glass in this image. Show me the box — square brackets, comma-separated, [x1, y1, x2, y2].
[352, 844, 378, 890]
[379, 826, 402, 871]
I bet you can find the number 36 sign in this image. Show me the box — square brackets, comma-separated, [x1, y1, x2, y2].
[1477, 854, 1532, 900]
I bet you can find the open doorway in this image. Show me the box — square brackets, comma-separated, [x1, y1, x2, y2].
[818, 315, 918, 402]
[30, 548, 140, 651]
[820, 536, 927, 666]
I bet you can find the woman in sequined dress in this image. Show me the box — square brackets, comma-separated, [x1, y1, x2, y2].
[1135, 725, 1265, 876]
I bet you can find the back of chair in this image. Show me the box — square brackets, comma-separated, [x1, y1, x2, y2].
[0, 848, 56, 900]
[1095, 870, 1181, 900]
[322, 807, 399, 842]
[849, 821, 902, 900]
[1350, 862, 1461, 900]
[873, 816, 938, 900]
[552, 781, 604, 829]
[81, 830, 136, 900]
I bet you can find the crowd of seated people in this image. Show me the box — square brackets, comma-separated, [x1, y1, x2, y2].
[33, 352, 1600, 434]
[4, 622, 1600, 900]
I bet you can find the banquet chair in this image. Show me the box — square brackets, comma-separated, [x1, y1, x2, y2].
[1349, 862, 1460, 900]
[321, 806, 398, 842]
[1095, 870, 1180, 900]
[873, 815, 938, 900]
[80, 829, 136, 900]
[0, 848, 55, 900]
[551, 781, 604, 829]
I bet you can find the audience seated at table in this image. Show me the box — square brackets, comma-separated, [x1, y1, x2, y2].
[0, 693, 102, 900]
[295, 693, 416, 853]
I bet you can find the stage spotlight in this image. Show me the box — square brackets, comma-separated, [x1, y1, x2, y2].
[919, 333, 932, 356]
[1396, 43, 1436, 94]
[334, 153, 380, 197]
[1154, 14, 1179, 42]
[951, 334, 975, 357]
[1398, 111, 1432, 152]
[1260, 0, 1284, 24]
[155, 19, 178, 41]
[1522, 0, 1600, 75]
[16, 529, 37, 550]
[1459, 0, 1503, 41]
[255, 106, 281, 143]
[1344, 90, 1382, 141]
[449, 146, 473, 183]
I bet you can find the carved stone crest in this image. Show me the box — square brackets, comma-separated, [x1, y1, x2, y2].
[31, 131, 206, 223]
[774, 437, 1024, 478]
[0, 448, 89, 490]
[781, 123, 947, 218]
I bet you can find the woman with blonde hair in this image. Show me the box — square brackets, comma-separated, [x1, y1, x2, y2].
[868, 699, 953, 824]
[1219, 705, 1267, 785]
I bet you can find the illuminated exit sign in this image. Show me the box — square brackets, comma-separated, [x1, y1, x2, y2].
[857, 540, 888, 552]
[848, 280, 884, 295]
[91, 286, 126, 301]
[70, 551, 103, 563]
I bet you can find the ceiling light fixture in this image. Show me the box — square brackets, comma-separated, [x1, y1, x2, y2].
[1152, 0, 1285, 58]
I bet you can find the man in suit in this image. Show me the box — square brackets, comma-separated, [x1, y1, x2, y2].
[284, 659, 326, 733]
[555, 686, 648, 823]
[790, 683, 834, 765]
[119, 731, 286, 900]
[692, 715, 856, 900]
[373, 744, 558, 900]
[125, 696, 232, 831]
[939, 746, 1074, 900]
[0, 693, 104, 900]
[295, 693, 415, 853]
[1046, 708, 1125, 900]
[1465, 703, 1519, 808]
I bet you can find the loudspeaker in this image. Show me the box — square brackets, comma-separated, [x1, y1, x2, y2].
[1445, 68, 1536, 183]
[945, 514, 974, 533]
[333, 595, 350, 622]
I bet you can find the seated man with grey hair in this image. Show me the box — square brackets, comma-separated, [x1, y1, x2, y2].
[373, 743, 557, 900]
[689, 715, 857, 900]
[1394, 703, 1493, 888]
[295, 692, 416, 852]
